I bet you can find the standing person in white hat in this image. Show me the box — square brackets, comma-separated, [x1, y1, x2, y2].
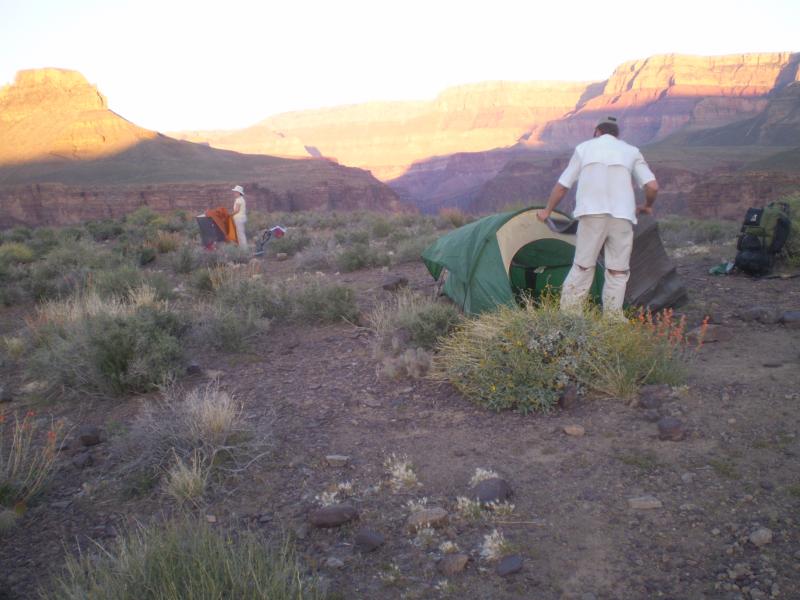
[231, 185, 247, 248]
[536, 116, 659, 318]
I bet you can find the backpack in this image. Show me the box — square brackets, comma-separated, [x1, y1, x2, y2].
[734, 202, 791, 276]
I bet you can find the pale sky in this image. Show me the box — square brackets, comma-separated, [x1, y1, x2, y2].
[1, 0, 798, 132]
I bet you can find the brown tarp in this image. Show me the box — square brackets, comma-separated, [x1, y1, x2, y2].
[205, 207, 238, 244]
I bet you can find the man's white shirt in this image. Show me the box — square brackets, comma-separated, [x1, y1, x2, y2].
[557, 134, 655, 224]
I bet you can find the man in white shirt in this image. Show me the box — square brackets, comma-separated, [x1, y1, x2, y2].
[536, 117, 659, 317]
[231, 184, 247, 248]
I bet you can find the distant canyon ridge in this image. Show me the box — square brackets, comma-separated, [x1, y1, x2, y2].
[1, 52, 799, 227]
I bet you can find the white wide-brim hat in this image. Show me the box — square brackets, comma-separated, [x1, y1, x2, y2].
[231, 185, 244, 195]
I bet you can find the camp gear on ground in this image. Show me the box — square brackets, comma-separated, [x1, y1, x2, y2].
[422, 206, 685, 315]
[198, 207, 238, 248]
[734, 202, 791, 276]
[254, 225, 286, 256]
[709, 261, 735, 276]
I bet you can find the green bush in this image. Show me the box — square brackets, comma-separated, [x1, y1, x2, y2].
[435, 299, 690, 413]
[43, 518, 322, 600]
[780, 192, 800, 267]
[28, 302, 186, 398]
[336, 243, 391, 272]
[86, 219, 125, 241]
[371, 217, 394, 239]
[334, 229, 370, 245]
[126, 206, 161, 227]
[392, 234, 437, 264]
[138, 246, 157, 266]
[171, 245, 198, 274]
[370, 292, 462, 355]
[658, 216, 738, 247]
[190, 268, 215, 294]
[195, 303, 267, 352]
[6, 227, 32, 243]
[267, 230, 311, 256]
[93, 267, 173, 301]
[0, 242, 34, 266]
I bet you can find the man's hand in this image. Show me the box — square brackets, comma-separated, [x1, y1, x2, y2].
[636, 205, 653, 216]
[536, 209, 551, 222]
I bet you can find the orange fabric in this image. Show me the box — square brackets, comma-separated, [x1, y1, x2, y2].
[205, 207, 238, 244]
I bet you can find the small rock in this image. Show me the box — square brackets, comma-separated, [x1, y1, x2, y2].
[564, 424, 585, 437]
[628, 495, 663, 510]
[325, 455, 350, 468]
[439, 553, 469, 575]
[276, 253, 289, 262]
[258, 513, 273, 524]
[205, 515, 217, 523]
[78, 426, 102, 447]
[657, 416, 685, 441]
[749, 528, 773, 547]
[324, 556, 344, 569]
[642, 409, 661, 423]
[185, 362, 202, 375]
[471, 478, 512, 505]
[728, 563, 751, 580]
[72, 451, 93, 469]
[309, 504, 358, 528]
[759, 480, 775, 491]
[558, 385, 578, 409]
[638, 384, 670, 408]
[681, 472, 695, 484]
[780, 310, 800, 329]
[21, 380, 46, 395]
[496, 554, 523, 576]
[406, 507, 448, 532]
[204, 369, 224, 379]
[50, 500, 71, 509]
[381, 275, 409, 292]
[354, 527, 385, 553]
[738, 306, 779, 324]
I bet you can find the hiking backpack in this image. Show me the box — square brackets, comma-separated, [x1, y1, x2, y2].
[734, 202, 791, 276]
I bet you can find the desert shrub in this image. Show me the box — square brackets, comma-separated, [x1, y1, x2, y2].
[267, 229, 312, 256]
[138, 246, 157, 266]
[86, 219, 125, 241]
[26, 288, 186, 398]
[193, 302, 267, 352]
[286, 274, 359, 323]
[0, 283, 25, 307]
[371, 217, 394, 239]
[438, 207, 470, 229]
[6, 226, 32, 243]
[658, 216, 738, 248]
[0, 411, 65, 510]
[392, 234, 437, 264]
[295, 241, 335, 271]
[126, 206, 161, 227]
[27, 228, 61, 257]
[219, 243, 252, 264]
[43, 518, 322, 600]
[154, 231, 180, 254]
[27, 240, 126, 299]
[334, 228, 370, 245]
[435, 298, 691, 413]
[190, 268, 215, 294]
[0, 242, 34, 266]
[171, 244, 199, 274]
[336, 242, 391, 272]
[92, 266, 172, 300]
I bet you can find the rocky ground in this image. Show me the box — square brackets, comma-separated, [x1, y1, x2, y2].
[1, 244, 799, 600]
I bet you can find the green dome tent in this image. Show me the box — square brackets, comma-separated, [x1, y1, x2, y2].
[421, 207, 686, 315]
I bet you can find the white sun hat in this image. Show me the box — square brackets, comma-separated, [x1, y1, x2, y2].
[231, 185, 244, 195]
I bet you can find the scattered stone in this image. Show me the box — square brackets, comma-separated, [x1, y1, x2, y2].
[294, 523, 309, 540]
[354, 527, 385, 553]
[324, 556, 344, 569]
[638, 384, 670, 408]
[21, 380, 46, 395]
[496, 554, 523, 576]
[558, 385, 578, 409]
[325, 455, 350, 468]
[471, 477, 512, 505]
[50, 500, 71, 509]
[738, 306, 779, 324]
[439, 553, 469, 576]
[78, 426, 102, 447]
[204, 369, 224, 379]
[205, 515, 217, 523]
[749, 528, 773, 547]
[72, 451, 93, 469]
[728, 563, 751, 580]
[564, 424, 585, 437]
[780, 310, 800, 329]
[0, 385, 12, 403]
[759, 480, 775, 491]
[258, 513, 273, 524]
[657, 416, 685, 441]
[628, 495, 663, 510]
[681, 472, 696, 484]
[309, 504, 358, 528]
[406, 507, 448, 532]
[275, 253, 289, 262]
[185, 362, 202, 375]
[381, 275, 409, 292]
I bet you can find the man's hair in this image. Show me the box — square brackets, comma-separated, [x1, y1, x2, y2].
[596, 122, 619, 137]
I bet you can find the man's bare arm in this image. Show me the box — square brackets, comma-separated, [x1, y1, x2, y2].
[637, 180, 659, 216]
[536, 183, 569, 222]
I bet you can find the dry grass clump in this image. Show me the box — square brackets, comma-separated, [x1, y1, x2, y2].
[0, 411, 65, 511]
[122, 382, 258, 504]
[384, 453, 420, 491]
[43, 518, 322, 600]
[369, 291, 461, 378]
[435, 297, 692, 413]
[479, 529, 514, 561]
[438, 207, 470, 229]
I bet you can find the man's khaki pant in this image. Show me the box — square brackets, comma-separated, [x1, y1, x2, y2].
[560, 214, 633, 317]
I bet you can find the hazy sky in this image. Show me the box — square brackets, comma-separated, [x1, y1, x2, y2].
[1, 0, 798, 132]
